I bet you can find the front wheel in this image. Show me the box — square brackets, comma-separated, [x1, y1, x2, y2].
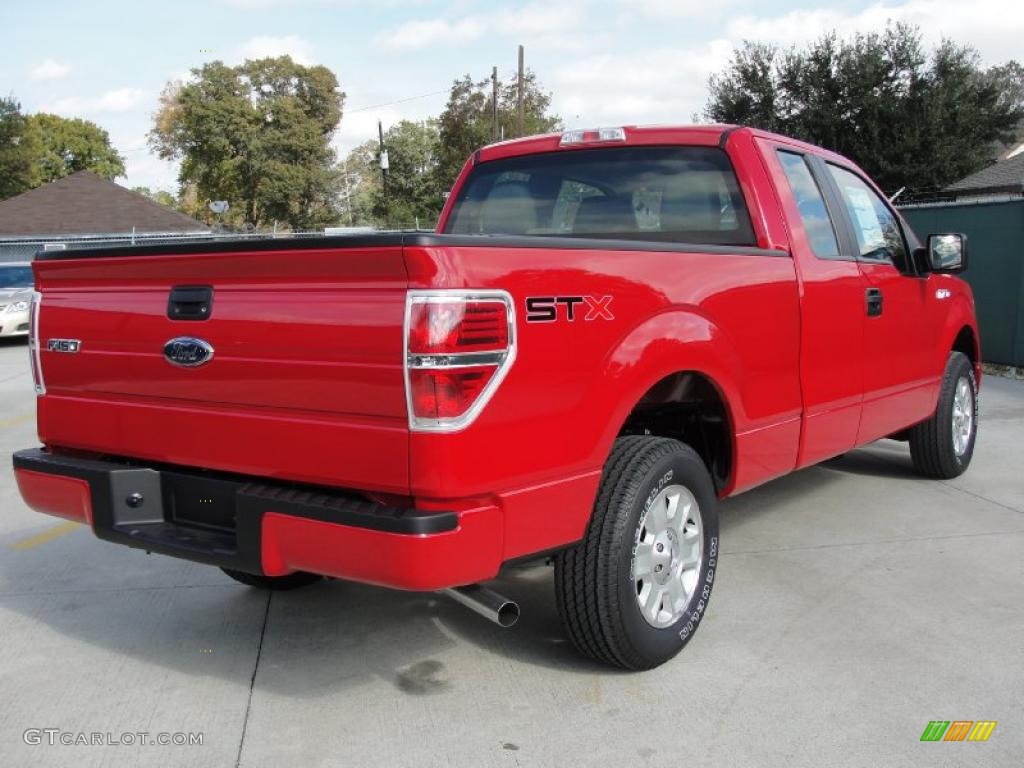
[555, 436, 719, 670]
[909, 351, 978, 479]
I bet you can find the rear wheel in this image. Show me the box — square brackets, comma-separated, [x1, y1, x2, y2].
[221, 568, 322, 590]
[909, 351, 978, 479]
[555, 436, 719, 670]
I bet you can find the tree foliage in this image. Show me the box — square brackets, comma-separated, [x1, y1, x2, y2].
[1, 100, 125, 200]
[27, 113, 125, 184]
[703, 24, 1024, 191]
[341, 120, 444, 228]
[149, 56, 344, 229]
[436, 71, 560, 191]
[131, 186, 178, 208]
[0, 97, 36, 199]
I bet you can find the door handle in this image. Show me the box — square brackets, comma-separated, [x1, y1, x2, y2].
[168, 285, 214, 320]
[866, 287, 883, 317]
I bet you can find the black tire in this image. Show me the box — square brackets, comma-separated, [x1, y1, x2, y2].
[554, 436, 719, 670]
[221, 568, 322, 590]
[909, 351, 978, 479]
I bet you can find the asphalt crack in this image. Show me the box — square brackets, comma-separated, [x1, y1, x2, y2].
[236, 591, 272, 768]
[939, 480, 1023, 515]
[724, 527, 1024, 556]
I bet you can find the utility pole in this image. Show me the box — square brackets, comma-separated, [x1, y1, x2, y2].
[491, 66, 499, 141]
[378, 119, 389, 224]
[517, 45, 525, 138]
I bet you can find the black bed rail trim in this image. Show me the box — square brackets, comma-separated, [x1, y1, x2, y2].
[33, 234, 410, 260]
[34, 232, 788, 261]
[410, 234, 788, 258]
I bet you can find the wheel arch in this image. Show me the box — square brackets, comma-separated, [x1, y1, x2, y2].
[616, 370, 736, 494]
[939, 291, 981, 385]
[586, 309, 746, 497]
[951, 324, 979, 368]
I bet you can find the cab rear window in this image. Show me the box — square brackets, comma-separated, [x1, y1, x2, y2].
[444, 146, 756, 246]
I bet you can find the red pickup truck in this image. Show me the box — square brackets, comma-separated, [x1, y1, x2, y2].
[13, 125, 979, 670]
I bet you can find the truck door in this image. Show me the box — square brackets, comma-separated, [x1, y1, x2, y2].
[820, 163, 937, 444]
[761, 143, 866, 467]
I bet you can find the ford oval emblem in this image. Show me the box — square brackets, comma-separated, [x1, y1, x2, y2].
[163, 337, 214, 367]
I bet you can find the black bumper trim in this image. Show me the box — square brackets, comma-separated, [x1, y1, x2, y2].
[12, 448, 457, 573]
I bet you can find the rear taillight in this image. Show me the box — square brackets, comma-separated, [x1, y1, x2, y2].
[28, 290, 45, 395]
[405, 291, 515, 431]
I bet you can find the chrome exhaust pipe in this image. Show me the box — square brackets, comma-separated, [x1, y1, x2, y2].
[442, 584, 520, 628]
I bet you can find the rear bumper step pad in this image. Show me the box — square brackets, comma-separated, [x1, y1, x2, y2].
[12, 448, 461, 582]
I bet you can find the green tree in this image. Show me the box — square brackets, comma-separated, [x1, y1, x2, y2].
[149, 56, 344, 230]
[436, 71, 560, 191]
[131, 186, 179, 208]
[342, 120, 444, 228]
[0, 97, 37, 199]
[986, 60, 1024, 152]
[27, 113, 125, 184]
[703, 24, 1024, 192]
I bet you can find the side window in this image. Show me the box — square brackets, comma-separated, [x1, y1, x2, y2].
[827, 164, 909, 271]
[776, 151, 840, 259]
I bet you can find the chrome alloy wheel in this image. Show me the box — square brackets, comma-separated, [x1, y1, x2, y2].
[952, 375, 974, 458]
[632, 484, 703, 628]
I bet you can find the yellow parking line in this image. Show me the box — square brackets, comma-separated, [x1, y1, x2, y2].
[11, 521, 81, 551]
[0, 411, 35, 430]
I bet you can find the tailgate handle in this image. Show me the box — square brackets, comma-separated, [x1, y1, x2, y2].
[168, 285, 213, 320]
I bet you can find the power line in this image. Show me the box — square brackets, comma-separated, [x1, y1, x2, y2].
[346, 88, 449, 114]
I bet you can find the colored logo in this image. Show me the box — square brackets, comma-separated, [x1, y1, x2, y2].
[163, 337, 214, 368]
[920, 721, 997, 742]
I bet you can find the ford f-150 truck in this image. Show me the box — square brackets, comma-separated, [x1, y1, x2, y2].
[13, 125, 979, 670]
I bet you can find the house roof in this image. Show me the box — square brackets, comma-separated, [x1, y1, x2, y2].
[946, 152, 1024, 195]
[0, 171, 208, 237]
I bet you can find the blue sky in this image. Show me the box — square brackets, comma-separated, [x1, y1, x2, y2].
[2, 0, 1020, 191]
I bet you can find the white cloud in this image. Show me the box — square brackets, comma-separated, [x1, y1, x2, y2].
[614, 0, 719, 19]
[96, 88, 148, 111]
[378, 2, 585, 51]
[379, 18, 487, 51]
[222, 0, 295, 7]
[334, 107, 405, 156]
[728, 1, 1024, 64]
[121, 151, 180, 192]
[552, 40, 734, 126]
[30, 59, 72, 80]
[235, 34, 315, 64]
[494, 3, 583, 35]
[41, 88, 148, 116]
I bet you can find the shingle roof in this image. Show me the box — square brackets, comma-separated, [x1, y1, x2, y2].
[0, 171, 208, 236]
[946, 152, 1024, 195]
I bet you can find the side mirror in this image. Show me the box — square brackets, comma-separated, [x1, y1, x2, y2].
[926, 233, 967, 274]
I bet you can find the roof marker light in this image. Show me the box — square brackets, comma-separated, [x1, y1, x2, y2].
[559, 127, 627, 146]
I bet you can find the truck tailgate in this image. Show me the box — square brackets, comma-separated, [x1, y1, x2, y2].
[33, 239, 411, 493]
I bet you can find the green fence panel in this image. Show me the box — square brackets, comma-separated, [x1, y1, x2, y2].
[902, 200, 1024, 366]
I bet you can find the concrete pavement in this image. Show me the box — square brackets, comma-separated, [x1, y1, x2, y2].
[0, 336, 1021, 767]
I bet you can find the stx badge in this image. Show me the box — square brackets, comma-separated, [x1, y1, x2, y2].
[525, 295, 614, 323]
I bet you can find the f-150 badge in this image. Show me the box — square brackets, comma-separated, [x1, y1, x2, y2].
[46, 339, 81, 353]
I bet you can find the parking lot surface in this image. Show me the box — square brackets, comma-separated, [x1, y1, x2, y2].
[0, 337, 1021, 767]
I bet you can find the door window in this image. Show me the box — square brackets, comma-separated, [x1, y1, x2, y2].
[776, 151, 840, 259]
[827, 165, 909, 271]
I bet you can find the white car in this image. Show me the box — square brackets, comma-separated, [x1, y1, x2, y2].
[0, 262, 33, 339]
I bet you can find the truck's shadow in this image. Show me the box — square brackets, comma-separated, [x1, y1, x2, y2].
[0, 442, 916, 697]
